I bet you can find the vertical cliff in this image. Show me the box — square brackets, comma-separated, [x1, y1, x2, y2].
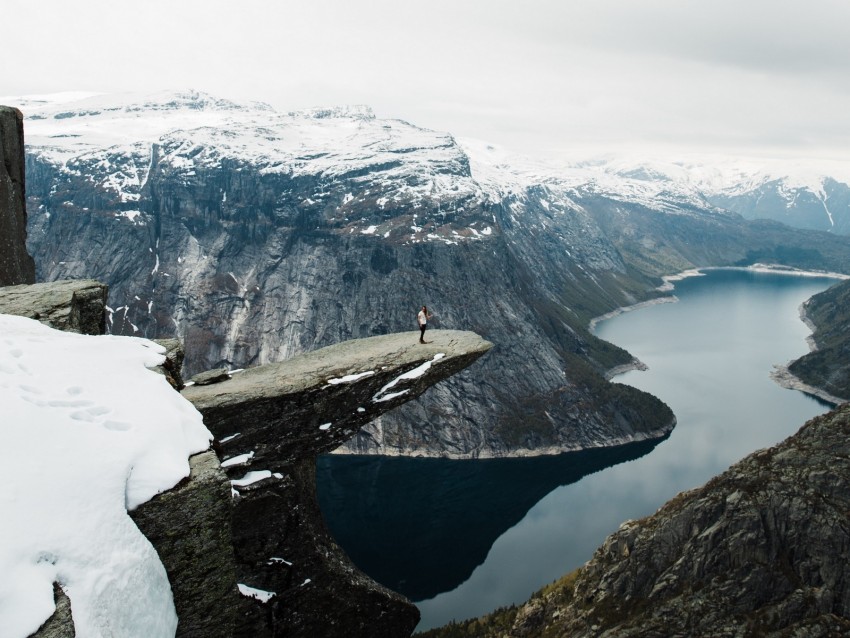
[0, 106, 35, 285]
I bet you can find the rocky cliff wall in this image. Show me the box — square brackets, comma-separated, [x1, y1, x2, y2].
[0, 106, 35, 285]
[22, 96, 850, 460]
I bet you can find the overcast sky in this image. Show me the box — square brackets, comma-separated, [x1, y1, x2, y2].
[5, 0, 850, 160]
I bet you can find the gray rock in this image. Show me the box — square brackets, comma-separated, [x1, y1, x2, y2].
[152, 338, 186, 389]
[29, 584, 74, 638]
[183, 329, 494, 465]
[0, 105, 35, 286]
[0, 279, 107, 334]
[189, 366, 231, 386]
[130, 450, 236, 638]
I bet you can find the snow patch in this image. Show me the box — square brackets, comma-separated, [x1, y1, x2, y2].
[372, 353, 446, 403]
[230, 470, 272, 487]
[0, 314, 211, 638]
[326, 370, 375, 385]
[221, 451, 255, 467]
[237, 584, 275, 603]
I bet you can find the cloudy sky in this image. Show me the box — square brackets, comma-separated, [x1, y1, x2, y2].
[6, 0, 850, 160]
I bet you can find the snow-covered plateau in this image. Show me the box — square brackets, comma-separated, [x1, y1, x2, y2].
[0, 314, 211, 638]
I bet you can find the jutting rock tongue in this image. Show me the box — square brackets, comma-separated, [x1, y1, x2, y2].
[0, 106, 36, 286]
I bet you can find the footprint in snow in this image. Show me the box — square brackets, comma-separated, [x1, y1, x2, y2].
[103, 420, 132, 432]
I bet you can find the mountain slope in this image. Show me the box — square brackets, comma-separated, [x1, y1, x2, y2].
[13, 91, 850, 457]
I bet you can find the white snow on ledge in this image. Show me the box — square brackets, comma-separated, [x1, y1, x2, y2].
[372, 353, 446, 403]
[230, 470, 272, 487]
[0, 314, 212, 638]
[237, 583, 276, 603]
[326, 370, 375, 385]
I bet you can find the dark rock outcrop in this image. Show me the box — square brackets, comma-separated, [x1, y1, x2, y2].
[429, 404, 850, 637]
[183, 329, 493, 637]
[130, 450, 236, 638]
[0, 279, 107, 334]
[0, 105, 35, 286]
[183, 330, 493, 464]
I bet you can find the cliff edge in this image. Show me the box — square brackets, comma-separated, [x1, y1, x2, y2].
[183, 329, 493, 638]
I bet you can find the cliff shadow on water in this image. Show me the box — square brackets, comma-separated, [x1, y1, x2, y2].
[316, 436, 666, 602]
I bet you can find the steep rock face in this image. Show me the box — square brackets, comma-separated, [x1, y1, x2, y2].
[430, 404, 850, 637]
[0, 105, 35, 285]
[129, 450, 236, 638]
[183, 329, 493, 637]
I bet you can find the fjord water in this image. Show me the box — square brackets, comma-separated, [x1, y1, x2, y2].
[316, 268, 840, 631]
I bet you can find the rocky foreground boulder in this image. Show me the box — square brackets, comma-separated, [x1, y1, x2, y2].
[425, 403, 850, 637]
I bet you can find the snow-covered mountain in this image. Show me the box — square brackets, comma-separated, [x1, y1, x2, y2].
[15, 90, 850, 236]
[9, 90, 850, 458]
[462, 140, 850, 234]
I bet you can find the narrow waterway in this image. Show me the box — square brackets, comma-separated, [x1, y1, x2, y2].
[317, 268, 840, 631]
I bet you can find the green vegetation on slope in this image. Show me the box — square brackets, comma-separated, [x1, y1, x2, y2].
[416, 570, 582, 638]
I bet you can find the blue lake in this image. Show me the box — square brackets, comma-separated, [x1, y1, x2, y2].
[317, 268, 840, 631]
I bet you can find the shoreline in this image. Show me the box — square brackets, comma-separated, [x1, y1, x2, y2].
[769, 298, 847, 407]
[330, 416, 677, 460]
[768, 364, 845, 407]
[592, 263, 848, 384]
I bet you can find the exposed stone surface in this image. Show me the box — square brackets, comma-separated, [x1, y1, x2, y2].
[190, 366, 231, 386]
[183, 329, 493, 637]
[0, 279, 107, 334]
[152, 338, 186, 389]
[431, 404, 850, 637]
[0, 105, 35, 286]
[18, 327, 490, 638]
[130, 450, 236, 638]
[231, 458, 420, 638]
[183, 329, 494, 465]
[30, 584, 74, 638]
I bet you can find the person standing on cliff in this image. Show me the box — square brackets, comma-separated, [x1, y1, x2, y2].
[417, 305, 431, 344]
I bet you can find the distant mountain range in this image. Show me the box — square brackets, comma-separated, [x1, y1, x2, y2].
[10, 90, 850, 458]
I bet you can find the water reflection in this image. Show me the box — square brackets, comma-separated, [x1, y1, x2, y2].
[316, 437, 664, 601]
